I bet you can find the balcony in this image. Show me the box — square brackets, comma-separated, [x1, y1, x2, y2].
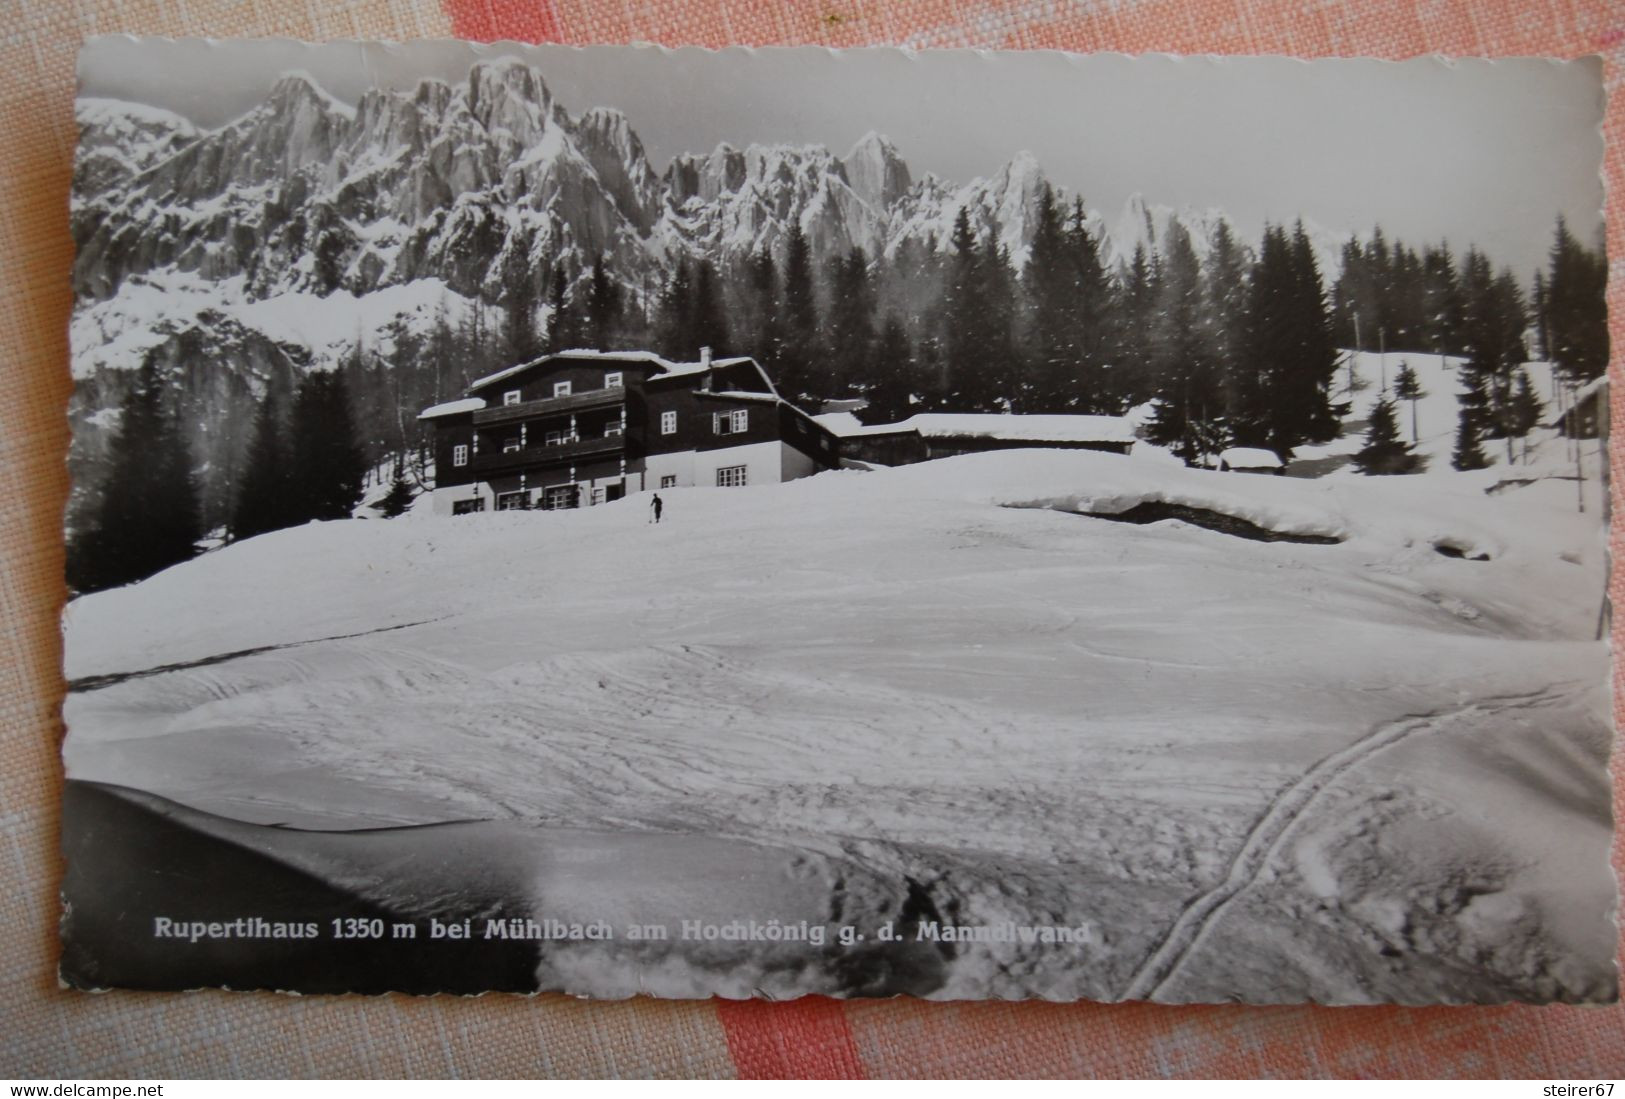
[473, 387, 625, 427]
[469, 434, 625, 476]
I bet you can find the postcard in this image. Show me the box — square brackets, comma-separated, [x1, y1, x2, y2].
[60, 39, 1612, 1002]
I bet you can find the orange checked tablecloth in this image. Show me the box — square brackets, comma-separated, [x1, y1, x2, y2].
[3, 0, 1624, 1079]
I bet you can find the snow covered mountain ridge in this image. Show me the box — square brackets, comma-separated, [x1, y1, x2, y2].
[73, 57, 1347, 318]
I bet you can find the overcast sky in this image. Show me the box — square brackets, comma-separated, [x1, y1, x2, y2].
[79, 38, 1605, 276]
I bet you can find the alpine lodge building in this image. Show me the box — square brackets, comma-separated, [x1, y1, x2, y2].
[417, 349, 842, 515]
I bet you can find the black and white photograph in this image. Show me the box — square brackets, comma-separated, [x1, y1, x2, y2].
[59, 39, 1612, 1004]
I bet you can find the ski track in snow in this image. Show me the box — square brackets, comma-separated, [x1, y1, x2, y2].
[59, 448, 1615, 1000]
[1119, 682, 1577, 1002]
[66, 616, 449, 693]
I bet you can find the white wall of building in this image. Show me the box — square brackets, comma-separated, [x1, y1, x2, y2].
[642, 449, 695, 490]
[430, 482, 495, 516]
[780, 441, 823, 482]
[441, 442, 808, 513]
[645, 440, 784, 490]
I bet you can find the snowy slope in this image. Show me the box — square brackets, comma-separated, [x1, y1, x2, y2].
[1291, 350, 1585, 481]
[61, 448, 1611, 1003]
[70, 271, 480, 380]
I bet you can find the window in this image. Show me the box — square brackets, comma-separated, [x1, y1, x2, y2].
[660, 410, 677, 435]
[545, 430, 565, 446]
[590, 486, 605, 506]
[819, 436, 832, 452]
[452, 444, 469, 467]
[716, 465, 748, 488]
[503, 390, 522, 406]
[503, 437, 521, 453]
[543, 485, 578, 510]
[713, 409, 748, 435]
[496, 491, 530, 511]
[660, 475, 678, 489]
[554, 381, 572, 397]
[452, 498, 485, 515]
[605, 372, 623, 389]
[604, 423, 623, 438]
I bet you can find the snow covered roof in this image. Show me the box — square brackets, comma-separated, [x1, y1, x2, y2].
[1570, 373, 1609, 402]
[820, 398, 869, 415]
[469, 350, 667, 391]
[813, 412, 1136, 443]
[706, 389, 779, 402]
[910, 413, 1136, 443]
[1219, 447, 1284, 469]
[813, 412, 872, 436]
[813, 412, 1140, 445]
[469, 350, 764, 391]
[811, 411, 928, 438]
[418, 397, 486, 420]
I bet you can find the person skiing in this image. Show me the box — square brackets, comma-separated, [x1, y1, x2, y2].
[650, 493, 663, 524]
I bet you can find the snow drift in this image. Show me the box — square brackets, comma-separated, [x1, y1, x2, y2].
[61, 450, 1615, 1002]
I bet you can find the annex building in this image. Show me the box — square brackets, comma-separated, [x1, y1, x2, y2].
[813, 411, 1136, 467]
[418, 349, 841, 515]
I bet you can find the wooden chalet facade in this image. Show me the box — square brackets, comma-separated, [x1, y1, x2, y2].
[418, 350, 840, 515]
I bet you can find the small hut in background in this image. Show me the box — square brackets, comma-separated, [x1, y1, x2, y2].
[1217, 447, 1285, 475]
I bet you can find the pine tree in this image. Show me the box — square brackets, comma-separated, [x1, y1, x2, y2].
[67, 361, 201, 592]
[1420, 242, 1463, 354]
[1117, 241, 1160, 407]
[1238, 221, 1341, 456]
[203, 377, 257, 534]
[746, 248, 785, 380]
[1507, 369, 1544, 462]
[503, 243, 544, 366]
[1393, 362, 1426, 443]
[584, 254, 622, 351]
[936, 209, 1021, 411]
[1545, 216, 1608, 381]
[1331, 236, 1374, 352]
[826, 247, 877, 397]
[1144, 222, 1220, 464]
[230, 389, 294, 540]
[1458, 252, 1529, 454]
[427, 293, 456, 405]
[1067, 198, 1117, 412]
[1487, 268, 1529, 432]
[1016, 191, 1114, 412]
[1353, 396, 1418, 475]
[1022, 183, 1074, 410]
[780, 222, 820, 398]
[655, 260, 694, 360]
[938, 207, 981, 408]
[545, 264, 583, 352]
[1206, 221, 1256, 437]
[1242, 224, 1297, 453]
[460, 294, 495, 389]
[1530, 268, 1549, 361]
[864, 313, 915, 423]
[289, 370, 366, 522]
[689, 258, 730, 356]
[377, 459, 416, 518]
[1457, 247, 1500, 435]
[973, 240, 1021, 409]
[1287, 220, 1343, 444]
[1451, 409, 1490, 471]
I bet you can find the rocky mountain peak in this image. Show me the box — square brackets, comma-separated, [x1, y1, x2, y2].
[465, 58, 560, 144]
[75, 98, 200, 195]
[841, 131, 911, 211]
[73, 58, 1347, 329]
